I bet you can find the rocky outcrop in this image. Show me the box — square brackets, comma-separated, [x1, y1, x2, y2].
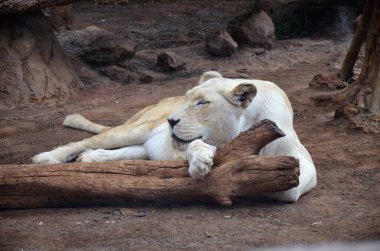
[57, 26, 153, 85]
[228, 10, 275, 49]
[206, 30, 238, 56]
[42, 4, 74, 33]
[0, 11, 82, 109]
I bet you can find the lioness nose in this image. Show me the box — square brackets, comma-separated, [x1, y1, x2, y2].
[168, 118, 180, 129]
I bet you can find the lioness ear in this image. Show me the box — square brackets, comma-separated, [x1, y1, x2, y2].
[225, 83, 257, 108]
[198, 71, 223, 85]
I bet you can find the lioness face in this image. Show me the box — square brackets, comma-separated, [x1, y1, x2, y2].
[168, 79, 257, 150]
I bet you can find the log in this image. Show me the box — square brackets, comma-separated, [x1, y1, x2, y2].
[0, 0, 81, 17]
[0, 120, 299, 209]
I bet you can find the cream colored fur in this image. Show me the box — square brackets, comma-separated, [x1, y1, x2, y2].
[32, 71, 317, 202]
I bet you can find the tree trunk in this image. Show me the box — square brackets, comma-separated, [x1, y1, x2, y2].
[0, 120, 300, 210]
[339, 0, 373, 81]
[312, 0, 380, 116]
[360, 2, 380, 114]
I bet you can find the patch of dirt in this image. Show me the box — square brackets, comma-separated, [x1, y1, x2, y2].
[1, 1, 379, 250]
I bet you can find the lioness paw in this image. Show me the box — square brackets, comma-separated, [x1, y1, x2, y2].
[186, 139, 216, 180]
[188, 153, 213, 179]
[32, 152, 61, 164]
[77, 149, 109, 162]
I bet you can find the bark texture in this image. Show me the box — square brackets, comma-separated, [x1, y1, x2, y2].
[339, 0, 373, 81]
[0, 120, 300, 209]
[360, 1, 380, 114]
[0, 0, 80, 17]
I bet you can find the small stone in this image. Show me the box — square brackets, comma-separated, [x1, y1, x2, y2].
[134, 211, 147, 217]
[156, 51, 186, 72]
[252, 47, 265, 55]
[311, 221, 322, 226]
[38, 221, 44, 226]
[204, 232, 212, 238]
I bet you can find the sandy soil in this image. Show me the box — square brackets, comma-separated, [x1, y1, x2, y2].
[1, 1, 379, 250]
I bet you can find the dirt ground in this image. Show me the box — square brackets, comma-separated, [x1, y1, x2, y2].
[1, 1, 379, 250]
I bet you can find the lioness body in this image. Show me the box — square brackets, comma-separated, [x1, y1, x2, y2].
[32, 71, 317, 202]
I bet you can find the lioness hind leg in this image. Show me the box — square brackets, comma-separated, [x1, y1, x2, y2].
[271, 151, 317, 202]
[77, 146, 148, 162]
[63, 114, 112, 134]
[32, 121, 157, 164]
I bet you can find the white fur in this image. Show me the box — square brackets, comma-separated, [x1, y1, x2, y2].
[63, 114, 111, 134]
[77, 146, 148, 162]
[32, 71, 317, 202]
[186, 139, 217, 179]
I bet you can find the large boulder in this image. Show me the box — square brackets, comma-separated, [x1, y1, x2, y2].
[0, 11, 82, 109]
[255, 0, 336, 24]
[206, 30, 238, 56]
[57, 26, 137, 66]
[254, 0, 361, 39]
[227, 10, 275, 49]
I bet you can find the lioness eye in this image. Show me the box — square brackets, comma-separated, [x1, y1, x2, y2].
[196, 100, 210, 106]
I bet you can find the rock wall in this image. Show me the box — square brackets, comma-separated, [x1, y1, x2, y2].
[0, 11, 82, 109]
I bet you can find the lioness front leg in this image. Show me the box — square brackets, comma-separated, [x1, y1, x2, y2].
[77, 145, 148, 162]
[186, 139, 217, 179]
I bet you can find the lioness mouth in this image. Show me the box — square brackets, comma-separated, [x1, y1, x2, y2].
[171, 134, 202, 144]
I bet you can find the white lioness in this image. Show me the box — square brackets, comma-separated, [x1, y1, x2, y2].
[32, 71, 316, 202]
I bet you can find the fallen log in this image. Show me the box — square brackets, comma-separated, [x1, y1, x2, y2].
[0, 0, 80, 17]
[0, 120, 299, 209]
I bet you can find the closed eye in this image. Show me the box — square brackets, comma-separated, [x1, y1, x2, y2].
[196, 100, 210, 106]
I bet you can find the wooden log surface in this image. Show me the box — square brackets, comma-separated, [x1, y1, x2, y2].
[0, 120, 300, 209]
[0, 0, 81, 17]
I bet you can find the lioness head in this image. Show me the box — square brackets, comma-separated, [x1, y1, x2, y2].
[168, 71, 257, 150]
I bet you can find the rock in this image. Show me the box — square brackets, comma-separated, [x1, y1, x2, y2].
[0, 12, 82, 109]
[206, 30, 238, 56]
[252, 47, 265, 55]
[309, 73, 348, 90]
[156, 51, 186, 72]
[227, 10, 275, 49]
[98, 63, 153, 85]
[69, 55, 117, 86]
[42, 4, 74, 33]
[255, 0, 360, 39]
[57, 26, 137, 66]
